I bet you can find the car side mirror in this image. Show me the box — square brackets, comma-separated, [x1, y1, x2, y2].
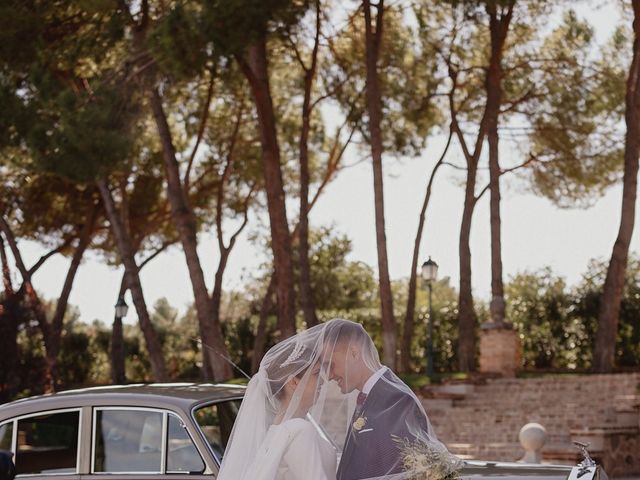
[0, 451, 16, 480]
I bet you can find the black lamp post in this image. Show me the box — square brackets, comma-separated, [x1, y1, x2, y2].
[421, 257, 438, 377]
[112, 296, 129, 384]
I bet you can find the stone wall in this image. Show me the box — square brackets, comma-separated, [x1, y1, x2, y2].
[420, 373, 640, 478]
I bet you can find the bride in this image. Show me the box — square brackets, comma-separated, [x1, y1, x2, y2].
[217, 328, 337, 480]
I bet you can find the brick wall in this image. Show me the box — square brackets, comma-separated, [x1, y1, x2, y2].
[420, 373, 640, 476]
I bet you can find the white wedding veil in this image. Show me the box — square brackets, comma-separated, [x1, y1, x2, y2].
[218, 318, 460, 480]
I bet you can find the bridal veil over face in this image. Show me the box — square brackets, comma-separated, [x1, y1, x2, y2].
[218, 318, 458, 480]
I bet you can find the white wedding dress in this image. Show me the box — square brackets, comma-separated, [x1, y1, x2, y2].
[241, 418, 337, 480]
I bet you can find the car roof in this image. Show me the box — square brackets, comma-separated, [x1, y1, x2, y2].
[0, 383, 246, 420]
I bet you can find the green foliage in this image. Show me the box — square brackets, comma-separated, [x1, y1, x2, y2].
[150, 0, 310, 81]
[402, 277, 468, 374]
[24, 79, 140, 182]
[221, 307, 257, 378]
[152, 299, 202, 380]
[0, 0, 134, 180]
[326, 4, 444, 157]
[507, 260, 640, 370]
[572, 258, 640, 368]
[201, 0, 310, 54]
[306, 227, 378, 310]
[149, 3, 209, 81]
[525, 10, 626, 207]
[0, 167, 100, 250]
[0, 1, 126, 72]
[506, 268, 588, 369]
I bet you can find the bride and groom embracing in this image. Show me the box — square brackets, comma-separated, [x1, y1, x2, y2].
[218, 319, 457, 480]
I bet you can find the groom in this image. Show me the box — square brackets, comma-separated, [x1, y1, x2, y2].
[325, 320, 433, 480]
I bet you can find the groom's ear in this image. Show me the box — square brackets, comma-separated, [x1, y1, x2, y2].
[348, 345, 360, 360]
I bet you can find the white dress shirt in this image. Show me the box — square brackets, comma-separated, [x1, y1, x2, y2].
[362, 366, 387, 395]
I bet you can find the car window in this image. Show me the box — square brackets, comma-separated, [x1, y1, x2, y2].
[166, 414, 205, 473]
[94, 409, 162, 473]
[0, 422, 12, 451]
[15, 410, 79, 475]
[193, 400, 241, 461]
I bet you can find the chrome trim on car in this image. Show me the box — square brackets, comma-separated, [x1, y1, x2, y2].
[91, 406, 164, 475]
[89, 406, 206, 475]
[90, 406, 97, 474]
[10, 419, 17, 457]
[160, 411, 167, 473]
[79, 406, 92, 474]
[0, 418, 18, 458]
[189, 397, 243, 468]
[9, 407, 82, 477]
[165, 412, 206, 475]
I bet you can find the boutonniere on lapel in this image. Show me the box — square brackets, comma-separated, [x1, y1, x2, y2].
[352, 415, 367, 431]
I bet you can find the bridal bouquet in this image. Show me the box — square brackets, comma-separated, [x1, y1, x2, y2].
[393, 436, 463, 480]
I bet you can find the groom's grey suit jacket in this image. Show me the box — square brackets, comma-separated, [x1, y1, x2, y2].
[336, 371, 429, 480]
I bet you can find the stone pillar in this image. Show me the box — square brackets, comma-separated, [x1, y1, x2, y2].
[479, 322, 521, 377]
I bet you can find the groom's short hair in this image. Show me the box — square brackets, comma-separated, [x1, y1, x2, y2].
[333, 320, 373, 349]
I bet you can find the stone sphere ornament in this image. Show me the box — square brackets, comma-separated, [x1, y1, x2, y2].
[519, 422, 547, 464]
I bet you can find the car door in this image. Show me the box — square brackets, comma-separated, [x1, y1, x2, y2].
[80, 407, 213, 480]
[0, 408, 83, 480]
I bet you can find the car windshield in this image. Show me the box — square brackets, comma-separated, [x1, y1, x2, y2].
[193, 399, 242, 462]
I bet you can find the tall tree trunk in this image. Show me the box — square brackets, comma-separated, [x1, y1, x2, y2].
[486, 3, 514, 326]
[210, 107, 253, 349]
[0, 216, 59, 391]
[400, 130, 452, 373]
[97, 179, 169, 382]
[298, 0, 321, 329]
[457, 160, 478, 372]
[0, 235, 20, 402]
[298, 70, 319, 329]
[211, 193, 252, 347]
[0, 234, 12, 295]
[446, 17, 490, 374]
[364, 0, 396, 368]
[45, 203, 98, 387]
[593, 1, 640, 372]
[252, 274, 277, 373]
[148, 89, 233, 381]
[111, 273, 127, 384]
[250, 116, 357, 369]
[238, 37, 296, 339]
[210, 248, 231, 333]
[0, 292, 20, 401]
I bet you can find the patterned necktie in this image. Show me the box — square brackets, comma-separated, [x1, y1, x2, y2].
[352, 391, 368, 421]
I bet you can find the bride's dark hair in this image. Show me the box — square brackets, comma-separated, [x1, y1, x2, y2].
[265, 341, 315, 399]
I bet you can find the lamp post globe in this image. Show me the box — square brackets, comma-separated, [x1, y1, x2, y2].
[115, 297, 129, 319]
[421, 257, 438, 283]
[421, 257, 438, 378]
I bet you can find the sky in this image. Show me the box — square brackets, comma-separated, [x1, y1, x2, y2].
[14, 2, 634, 326]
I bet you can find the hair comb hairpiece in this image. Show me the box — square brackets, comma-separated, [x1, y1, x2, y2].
[280, 342, 306, 367]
